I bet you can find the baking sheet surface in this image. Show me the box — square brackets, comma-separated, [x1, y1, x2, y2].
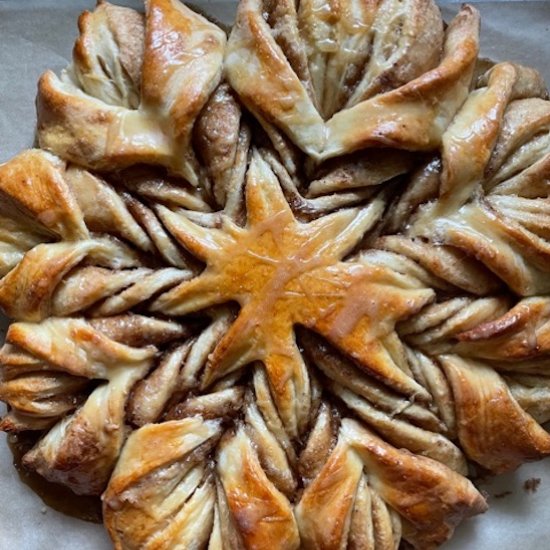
[0, 2, 549, 548]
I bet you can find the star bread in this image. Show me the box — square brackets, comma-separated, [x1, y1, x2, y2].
[1, 1, 550, 548]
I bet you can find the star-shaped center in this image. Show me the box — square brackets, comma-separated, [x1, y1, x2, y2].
[153, 151, 434, 436]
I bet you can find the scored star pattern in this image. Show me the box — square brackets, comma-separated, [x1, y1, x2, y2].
[152, 151, 434, 436]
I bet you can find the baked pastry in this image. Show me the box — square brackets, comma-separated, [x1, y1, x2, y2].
[37, 0, 226, 186]
[1, 0, 550, 548]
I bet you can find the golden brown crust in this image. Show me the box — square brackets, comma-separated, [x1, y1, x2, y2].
[73, 2, 145, 109]
[103, 417, 222, 549]
[296, 438, 364, 549]
[325, 5, 479, 157]
[440, 355, 550, 473]
[2, 318, 156, 494]
[0, 150, 88, 242]
[152, 151, 434, 436]
[37, 0, 226, 183]
[37, 70, 173, 169]
[296, 419, 486, 549]
[226, 2, 478, 159]
[217, 427, 300, 550]
[2, 2, 550, 548]
[64, 167, 153, 251]
[0, 240, 140, 322]
[342, 420, 487, 549]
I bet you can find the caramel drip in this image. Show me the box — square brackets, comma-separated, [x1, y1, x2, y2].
[7, 433, 102, 523]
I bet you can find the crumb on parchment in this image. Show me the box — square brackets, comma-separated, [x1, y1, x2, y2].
[523, 478, 541, 494]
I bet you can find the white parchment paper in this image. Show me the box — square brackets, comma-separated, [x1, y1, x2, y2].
[0, 2, 549, 549]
